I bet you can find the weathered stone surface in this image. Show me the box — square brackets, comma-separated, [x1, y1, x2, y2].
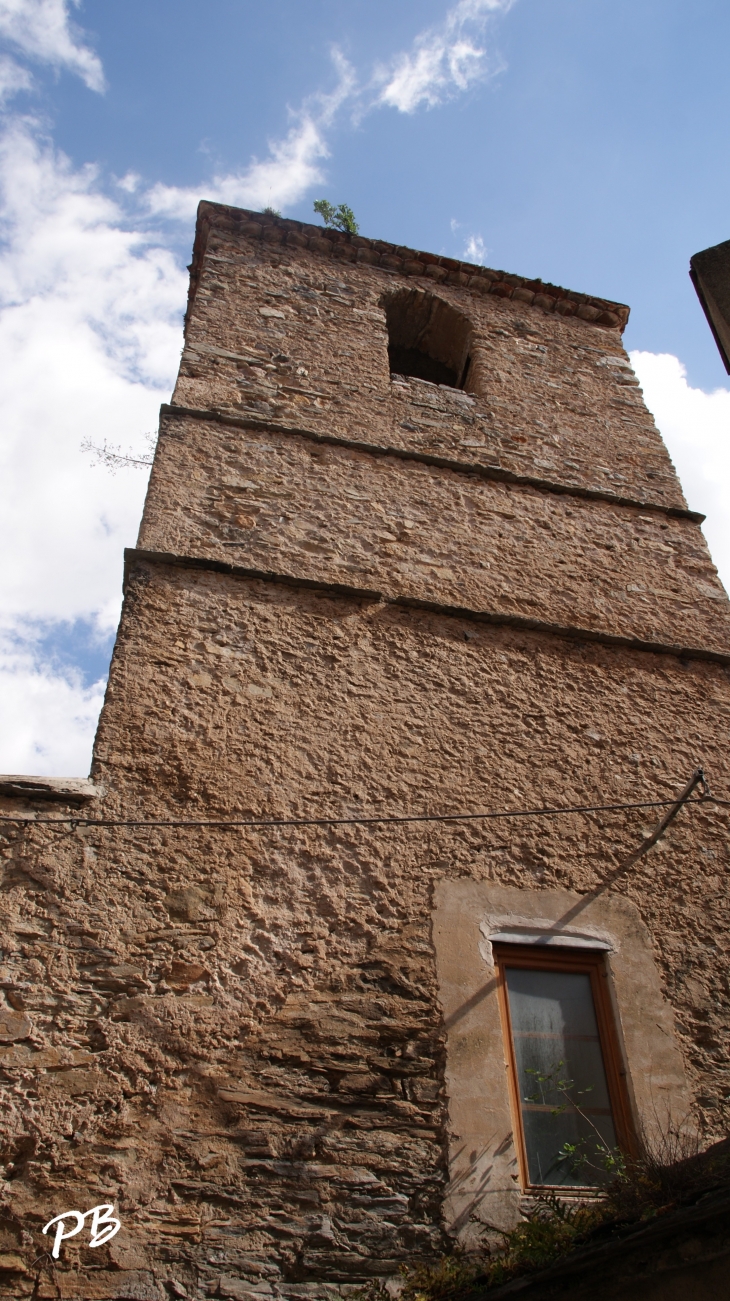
[1, 204, 729, 1299]
[139, 412, 727, 654]
[0, 775, 103, 802]
[0, 1006, 31, 1042]
[171, 223, 678, 509]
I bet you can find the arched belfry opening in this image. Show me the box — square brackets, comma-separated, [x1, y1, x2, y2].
[383, 288, 473, 389]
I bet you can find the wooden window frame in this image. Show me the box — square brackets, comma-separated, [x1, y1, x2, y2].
[494, 943, 636, 1193]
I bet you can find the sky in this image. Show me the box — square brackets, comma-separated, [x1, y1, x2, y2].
[1, 0, 730, 776]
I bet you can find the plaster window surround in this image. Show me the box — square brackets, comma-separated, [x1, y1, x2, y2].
[433, 880, 693, 1239]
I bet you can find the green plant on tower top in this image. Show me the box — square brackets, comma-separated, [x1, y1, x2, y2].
[313, 199, 359, 234]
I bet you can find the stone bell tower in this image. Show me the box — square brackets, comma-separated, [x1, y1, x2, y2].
[1, 203, 729, 1301]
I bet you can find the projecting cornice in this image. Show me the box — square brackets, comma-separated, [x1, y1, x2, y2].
[124, 548, 730, 668]
[186, 200, 631, 335]
[159, 404, 705, 524]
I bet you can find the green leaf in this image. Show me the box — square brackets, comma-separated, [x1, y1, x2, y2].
[313, 199, 359, 234]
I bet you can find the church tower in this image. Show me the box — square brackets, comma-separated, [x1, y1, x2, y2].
[1, 204, 729, 1300]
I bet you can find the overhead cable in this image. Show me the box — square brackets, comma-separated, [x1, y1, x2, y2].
[0, 785, 716, 833]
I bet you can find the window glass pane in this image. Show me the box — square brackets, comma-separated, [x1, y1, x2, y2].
[505, 966, 618, 1187]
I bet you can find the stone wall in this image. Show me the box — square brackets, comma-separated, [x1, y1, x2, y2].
[0, 205, 729, 1300]
[171, 209, 681, 509]
[139, 410, 727, 655]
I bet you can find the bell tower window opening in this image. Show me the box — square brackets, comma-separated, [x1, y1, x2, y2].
[494, 944, 634, 1190]
[383, 288, 473, 391]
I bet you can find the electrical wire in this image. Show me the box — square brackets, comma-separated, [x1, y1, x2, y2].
[0, 793, 717, 832]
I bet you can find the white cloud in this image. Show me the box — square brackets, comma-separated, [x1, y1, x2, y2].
[463, 232, 487, 263]
[145, 0, 518, 227]
[0, 53, 31, 103]
[631, 351, 730, 593]
[0, 119, 186, 773]
[0, 626, 105, 774]
[147, 53, 356, 222]
[374, 0, 514, 113]
[117, 170, 140, 194]
[147, 115, 330, 224]
[0, 0, 104, 92]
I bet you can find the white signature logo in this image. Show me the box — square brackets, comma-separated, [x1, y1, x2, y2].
[42, 1204, 121, 1259]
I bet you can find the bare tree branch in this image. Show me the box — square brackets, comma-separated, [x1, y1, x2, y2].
[81, 433, 156, 474]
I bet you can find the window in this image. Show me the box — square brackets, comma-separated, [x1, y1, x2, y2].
[494, 944, 634, 1190]
[383, 288, 473, 390]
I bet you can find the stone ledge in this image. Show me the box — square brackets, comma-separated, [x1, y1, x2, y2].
[0, 775, 103, 803]
[160, 403, 706, 525]
[186, 201, 631, 333]
[125, 547, 382, 606]
[124, 548, 730, 667]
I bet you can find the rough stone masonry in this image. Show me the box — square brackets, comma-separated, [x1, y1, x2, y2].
[0, 204, 729, 1300]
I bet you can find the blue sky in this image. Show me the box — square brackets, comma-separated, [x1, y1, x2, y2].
[45, 0, 730, 387]
[1, 0, 730, 775]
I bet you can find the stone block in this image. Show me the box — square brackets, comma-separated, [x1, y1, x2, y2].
[0, 1253, 26, 1273]
[0, 1007, 31, 1042]
[218, 1280, 272, 1301]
